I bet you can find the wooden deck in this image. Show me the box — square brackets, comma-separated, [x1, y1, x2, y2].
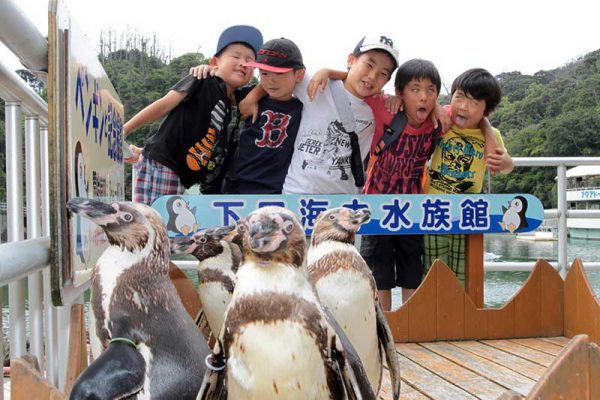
[379, 337, 568, 399]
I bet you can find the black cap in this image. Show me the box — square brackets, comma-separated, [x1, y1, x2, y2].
[215, 25, 263, 56]
[244, 38, 304, 73]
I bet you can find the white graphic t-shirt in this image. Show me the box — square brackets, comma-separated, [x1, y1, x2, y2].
[282, 76, 375, 194]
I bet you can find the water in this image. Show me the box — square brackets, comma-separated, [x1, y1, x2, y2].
[391, 234, 600, 309]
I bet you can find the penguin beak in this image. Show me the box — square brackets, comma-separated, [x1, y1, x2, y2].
[247, 215, 285, 253]
[339, 208, 371, 232]
[67, 197, 117, 221]
[349, 208, 371, 225]
[207, 225, 236, 241]
[170, 236, 194, 254]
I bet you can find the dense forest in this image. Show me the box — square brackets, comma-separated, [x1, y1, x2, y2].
[0, 34, 599, 208]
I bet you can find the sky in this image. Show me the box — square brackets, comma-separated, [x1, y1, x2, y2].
[1, 0, 599, 95]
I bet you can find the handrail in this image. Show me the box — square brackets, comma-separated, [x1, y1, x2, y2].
[0, 61, 48, 124]
[0, 237, 50, 285]
[0, 0, 48, 72]
[513, 157, 600, 167]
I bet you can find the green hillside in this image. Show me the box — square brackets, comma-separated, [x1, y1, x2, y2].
[489, 50, 600, 206]
[1, 42, 599, 207]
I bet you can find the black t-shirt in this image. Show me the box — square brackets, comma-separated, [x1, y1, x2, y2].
[143, 75, 232, 189]
[225, 96, 303, 194]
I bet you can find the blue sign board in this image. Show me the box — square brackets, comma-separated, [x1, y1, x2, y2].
[152, 194, 544, 237]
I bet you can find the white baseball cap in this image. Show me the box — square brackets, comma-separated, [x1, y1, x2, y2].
[353, 35, 399, 69]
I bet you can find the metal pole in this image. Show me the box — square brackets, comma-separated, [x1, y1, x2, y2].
[6, 101, 26, 359]
[26, 115, 44, 367]
[557, 165, 568, 279]
[40, 125, 58, 384]
[0, 0, 48, 72]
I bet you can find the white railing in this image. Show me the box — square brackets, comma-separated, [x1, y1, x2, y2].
[0, 0, 64, 395]
[484, 158, 600, 277]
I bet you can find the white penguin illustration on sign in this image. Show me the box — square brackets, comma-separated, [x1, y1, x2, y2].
[500, 195, 529, 233]
[74, 141, 91, 263]
[166, 196, 199, 235]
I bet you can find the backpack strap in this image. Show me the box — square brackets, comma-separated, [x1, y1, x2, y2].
[366, 111, 408, 178]
[330, 81, 365, 187]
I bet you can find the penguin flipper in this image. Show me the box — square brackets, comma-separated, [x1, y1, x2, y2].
[194, 309, 212, 342]
[70, 342, 145, 400]
[502, 205, 507, 214]
[375, 301, 401, 400]
[324, 307, 376, 400]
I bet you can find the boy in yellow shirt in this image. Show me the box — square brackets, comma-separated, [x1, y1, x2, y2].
[423, 68, 513, 284]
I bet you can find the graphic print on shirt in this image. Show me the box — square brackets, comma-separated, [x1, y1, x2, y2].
[186, 100, 227, 174]
[371, 129, 436, 194]
[429, 134, 485, 194]
[255, 110, 290, 148]
[299, 119, 372, 181]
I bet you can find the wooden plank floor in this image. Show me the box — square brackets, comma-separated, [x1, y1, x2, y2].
[379, 337, 567, 399]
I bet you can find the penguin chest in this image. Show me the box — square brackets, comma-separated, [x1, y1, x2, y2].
[227, 322, 331, 400]
[503, 209, 520, 227]
[198, 281, 232, 335]
[175, 212, 195, 234]
[315, 270, 381, 392]
[93, 245, 151, 341]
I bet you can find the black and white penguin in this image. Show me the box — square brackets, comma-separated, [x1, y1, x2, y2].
[307, 207, 401, 400]
[171, 224, 242, 339]
[166, 195, 199, 235]
[198, 206, 375, 400]
[66, 197, 209, 400]
[500, 195, 528, 233]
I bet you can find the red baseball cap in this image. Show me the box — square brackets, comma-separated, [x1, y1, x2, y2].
[244, 38, 304, 73]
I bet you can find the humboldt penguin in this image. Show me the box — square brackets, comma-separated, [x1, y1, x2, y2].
[307, 207, 401, 400]
[66, 198, 209, 400]
[198, 206, 375, 400]
[171, 224, 242, 339]
[500, 195, 529, 233]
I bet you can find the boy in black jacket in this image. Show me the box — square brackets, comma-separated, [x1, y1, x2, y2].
[124, 25, 263, 204]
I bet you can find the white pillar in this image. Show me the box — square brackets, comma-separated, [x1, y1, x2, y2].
[6, 101, 26, 359]
[557, 165, 568, 279]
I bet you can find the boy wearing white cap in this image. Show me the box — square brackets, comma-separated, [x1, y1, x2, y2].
[280, 35, 399, 194]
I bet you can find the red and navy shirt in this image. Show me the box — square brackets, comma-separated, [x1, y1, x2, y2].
[364, 97, 438, 194]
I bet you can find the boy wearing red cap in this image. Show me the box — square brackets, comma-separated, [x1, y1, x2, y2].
[223, 38, 305, 194]
[124, 25, 263, 205]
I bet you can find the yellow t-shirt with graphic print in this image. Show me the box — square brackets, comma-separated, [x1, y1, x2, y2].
[424, 125, 505, 194]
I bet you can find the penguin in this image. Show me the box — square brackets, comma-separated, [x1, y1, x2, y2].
[166, 195, 199, 235]
[307, 207, 401, 400]
[500, 195, 529, 233]
[171, 224, 242, 340]
[198, 206, 375, 400]
[66, 197, 209, 400]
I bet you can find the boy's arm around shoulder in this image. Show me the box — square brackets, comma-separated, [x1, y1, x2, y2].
[239, 85, 267, 123]
[307, 68, 348, 100]
[483, 121, 514, 174]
